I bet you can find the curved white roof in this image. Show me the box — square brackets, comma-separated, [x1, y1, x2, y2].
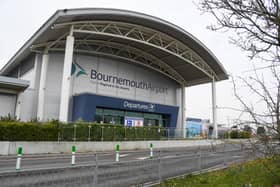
[0, 8, 228, 86]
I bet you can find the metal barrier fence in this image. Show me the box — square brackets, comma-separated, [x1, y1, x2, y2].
[0, 145, 255, 187]
[58, 126, 192, 142]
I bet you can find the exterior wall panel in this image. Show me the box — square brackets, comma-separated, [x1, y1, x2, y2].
[44, 53, 64, 120]
[72, 54, 179, 106]
[40, 52, 180, 122]
[17, 60, 36, 121]
[72, 55, 98, 94]
[97, 57, 118, 96]
[0, 94, 16, 117]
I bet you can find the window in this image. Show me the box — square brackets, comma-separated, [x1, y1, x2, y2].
[125, 111, 143, 118]
[95, 107, 170, 127]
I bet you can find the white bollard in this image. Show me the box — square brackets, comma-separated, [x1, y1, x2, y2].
[16, 147, 22, 170]
[116, 144, 120, 162]
[71, 145, 76, 165]
[150, 143, 153, 159]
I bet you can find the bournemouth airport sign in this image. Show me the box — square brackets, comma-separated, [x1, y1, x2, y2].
[90, 69, 168, 94]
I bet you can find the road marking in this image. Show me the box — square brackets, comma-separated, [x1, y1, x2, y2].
[119, 154, 129, 158]
[137, 157, 149, 160]
[163, 155, 179, 159]
[232, 155, 242, 158]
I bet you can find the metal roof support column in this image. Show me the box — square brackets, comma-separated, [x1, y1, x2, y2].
[212, 77, 218, 139]
[182, 86, 186, 138]
[37, 50, 49, 121]
[59, 26, 74, 122]
[175, 87, 182, 137]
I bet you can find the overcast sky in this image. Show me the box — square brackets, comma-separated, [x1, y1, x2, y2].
[0, 0, 255, 125]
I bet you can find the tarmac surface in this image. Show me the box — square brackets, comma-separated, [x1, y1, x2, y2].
[0, 141, 254, 187]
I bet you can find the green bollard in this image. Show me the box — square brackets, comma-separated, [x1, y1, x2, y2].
[71, 145, 76, 165]
[16, 147, 22, 170]
[116, 144, 120, 162]
[150, 143, 153, 159]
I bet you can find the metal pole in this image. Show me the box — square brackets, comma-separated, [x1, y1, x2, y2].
[124, 126, 127, 141]
[88, 125, 91, 142]
[116, 144, 120, 162]
[182, 86, 186, 138]
[101, 126, 104, 141]
[16, 147, 22, 170]
[212, 77, 218, 139]
[144, 127, 146, 141]
[113, 127, 116, 141]
[223, 143, 226, 166]
[167, 128, 170, 140]
[73, 124, 77, 142]
[71, 145, 76, 165]
[150, 143, 153, 159]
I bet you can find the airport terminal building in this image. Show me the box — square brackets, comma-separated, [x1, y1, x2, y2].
[0, 9, 227, 134]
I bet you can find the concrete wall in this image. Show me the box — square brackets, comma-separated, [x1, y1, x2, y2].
[44, 53, 64, 120]
[0, 94, 16, 117]
[0, 140, 222, 155]
[16, 55, 39, 121]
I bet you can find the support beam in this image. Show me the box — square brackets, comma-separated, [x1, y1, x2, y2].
[73, 29, 215, 79]
[59, 29, 74, 122]
[37, 51, 49, 121]
[182, 86, 186, 138]
[212, 78, 218, 139]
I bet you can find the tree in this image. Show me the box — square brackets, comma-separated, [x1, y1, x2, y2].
[198, 0, 280, 157]
[232, 64, 280, 141]
[199, 0, 280, 61]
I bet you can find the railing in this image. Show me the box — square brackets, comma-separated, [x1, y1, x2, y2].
[1, 120, 248, 141]
[0, 144, 256, 186]
[58, 125, 192, 142]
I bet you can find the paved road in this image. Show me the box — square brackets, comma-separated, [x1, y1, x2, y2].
[0, 141, 254, 187]
[0, 141, 244, 172]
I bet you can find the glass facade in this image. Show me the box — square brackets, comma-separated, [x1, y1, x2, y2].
[95, 107, 170, 127]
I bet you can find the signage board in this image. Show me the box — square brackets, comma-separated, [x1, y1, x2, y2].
[123, 101, 156, 112]
[124, 117, 144, 127]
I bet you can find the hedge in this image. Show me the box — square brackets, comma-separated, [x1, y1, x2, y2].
[0, 121, 59, 141]
[0, 121, 168, 141]
[230, 130, 251, 139]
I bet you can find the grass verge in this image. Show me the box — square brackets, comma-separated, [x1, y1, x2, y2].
[157, 156, 280, 187]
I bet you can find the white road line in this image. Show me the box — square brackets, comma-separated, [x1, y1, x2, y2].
[137, 157, 149, 160]
[232, 155, 243, 158]
[119, 154, 129, 158]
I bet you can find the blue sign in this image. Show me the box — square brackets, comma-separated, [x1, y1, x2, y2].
[125, 117, 144, 127]
[72, 93, 179, 127]
[123, 101, 156, 112]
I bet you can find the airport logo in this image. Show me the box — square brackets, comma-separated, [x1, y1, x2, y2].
[148, 103, 156, 112]
[71, 62, 88, 77]
[71, 61, 168, 95]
